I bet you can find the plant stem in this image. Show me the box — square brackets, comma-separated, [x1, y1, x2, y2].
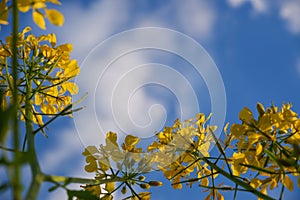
[43, 174, 124, 185]
[24, 67, 43, 200]
[201, 156, 275, 200]
[11, 0, 21, 199]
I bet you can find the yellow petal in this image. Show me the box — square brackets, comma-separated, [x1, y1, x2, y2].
[64, 60, 80, 77]
[35, 114, 44, 126]
[201, 177, 209, 187]
[17, 0, 31, 13]
[82, 146, 99, 156]
[217, 192, 224, 200]
[172, 183, 182, 189]
[40, 103, 57, 114]
[205, 194, 212, 200]
[138, 192, 151, 200]
[98, 158, 110, 171]
[58, 43, 72, 52]
[85, 185, 101, 197]
[125, 135, 140, 147]
[35, 94, 43, 105]
[239, 107, 254, 123]
[62, 82, 78, 95]
[230, 124, 245, 138]
[45, 9, 64, 26]
[147, 141, 159, 152]
[33, 10, 46, 30]
[106, 131, 118, 146]
[21, 26, 32, 37]
[250, 178, 261, 189]
[48, 0, 62, 5]
[282, 175, 294, 191]
[158, 131, 172, 144]
[256, 143, 263, 155]
[33, 2, 46, 9]
[0, 0, 8, 25]
[85, 156, 97, 172]
[270, 178, 278, 190]
[257, 114, 273, 132]
[105, 182, 114, 193]
[48, 33, 56, 47]
[231, 165, 240, 176]
[102, 195, 113, 200]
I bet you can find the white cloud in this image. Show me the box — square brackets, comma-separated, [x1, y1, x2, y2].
[227, 0, 246, 7]
[279, 0, 300, 34]
[175, 0, 216, 39]
[227, 0, 268, 13]
[297, 58, 300, 75]
[133, 0, 217, 40]
[56, 0, 130, 62]
[227, 0, 300, 34]
[41, 0, 218, 199]
[40, 128, 84, 173]
[251, 0, 268, 12]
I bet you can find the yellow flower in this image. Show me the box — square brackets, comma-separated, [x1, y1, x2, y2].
[231, 152, 248, 176]
[0, 0, 8, 25]
[227, 103, 300, 196]
[239, 107, 254, 124]
[282, 175, 294, 191]
[1, 0, 63, 29]
[105, 182, 115, 193]
[123, 135, 140, 152]
[1, 27, 79, 126]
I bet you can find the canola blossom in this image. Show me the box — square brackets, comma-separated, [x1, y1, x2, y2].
[0, 0, 64, 29]
[83, 104, 300, 200]
[1, 1, 299, 199]
[227, 103, 300, 198]
[0, 26, 79, 128]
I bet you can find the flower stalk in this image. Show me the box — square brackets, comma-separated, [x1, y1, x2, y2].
[11, 0, 21, 199]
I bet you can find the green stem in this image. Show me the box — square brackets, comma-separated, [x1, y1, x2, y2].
[11, 0, 21, 199]
[201, 156, 275, 200]
[24, 68, 43, 200]
[43, 174, 124, 186]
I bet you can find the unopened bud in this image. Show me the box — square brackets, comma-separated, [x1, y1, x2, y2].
[148, 181, 163, 187]
[138, 176, 146, 181]
[121, 186, 127, 194]
[140, 183, 151, 190]
[256, 102, 265, 117]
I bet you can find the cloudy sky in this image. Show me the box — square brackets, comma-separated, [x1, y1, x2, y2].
[1, 0, 300, 199]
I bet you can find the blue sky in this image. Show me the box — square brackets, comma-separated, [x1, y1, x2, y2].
[1, 0, 300, 199]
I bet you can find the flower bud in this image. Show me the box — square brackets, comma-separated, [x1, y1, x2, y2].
[140, 183, 151, 190]
[148, 181, 163, 187]
[256, 102, 265, 117]
[121, 186, 127, 194]
[138, 176, 146, 181]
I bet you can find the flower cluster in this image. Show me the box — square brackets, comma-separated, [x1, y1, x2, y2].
[0, 0, 64, 29]
[82, 132, 162, 200]
[0, 26, 79, 127]
[84, 104, 300, 200]
[147, 114, 216, 190]
[82, 113, 225, 199]
[228, 103, 300, 198]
